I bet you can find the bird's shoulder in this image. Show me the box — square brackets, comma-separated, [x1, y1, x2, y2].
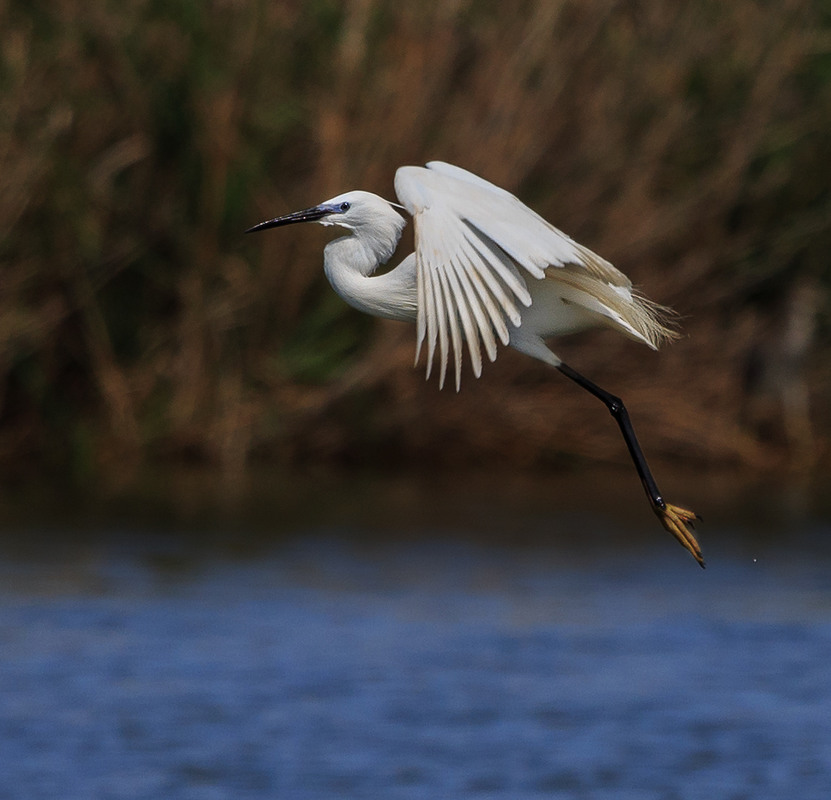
[394, 161, 513, 215]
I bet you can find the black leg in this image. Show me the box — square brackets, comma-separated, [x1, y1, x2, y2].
[556, 361, 705, 567]
[556, 362, 666, 510]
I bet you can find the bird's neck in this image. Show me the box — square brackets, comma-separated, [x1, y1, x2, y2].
[324, 234, 417, 323]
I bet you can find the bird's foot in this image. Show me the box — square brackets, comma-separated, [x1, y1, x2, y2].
[654, 503, 705, 568]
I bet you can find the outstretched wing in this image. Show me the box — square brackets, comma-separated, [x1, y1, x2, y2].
[394, 162, 630, 390]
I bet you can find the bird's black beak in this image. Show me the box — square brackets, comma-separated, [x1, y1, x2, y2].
[245, 205, 329, 234]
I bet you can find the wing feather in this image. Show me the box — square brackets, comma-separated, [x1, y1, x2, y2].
[394, 161, 633, 387]
[433, 214, 467, 389]
[445, 254, 483, 380]
[449, 253, 496, 366]
[414, 237, 427, 367]
[420, 243, 439, 380]
[461, 224, 528, 322]
[457, 238, 513, 347]
[434, 266, 454, 389]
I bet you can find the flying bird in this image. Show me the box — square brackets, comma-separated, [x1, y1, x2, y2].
[247, 162, 703, 567]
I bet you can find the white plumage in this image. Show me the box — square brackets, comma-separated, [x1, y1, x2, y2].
[247, 161, 703, 567]
[394, 161, 673, 390]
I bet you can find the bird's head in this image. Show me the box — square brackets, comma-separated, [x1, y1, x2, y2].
[246, 190, 405, 235]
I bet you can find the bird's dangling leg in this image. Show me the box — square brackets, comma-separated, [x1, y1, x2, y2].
[556, 362, 704, 568]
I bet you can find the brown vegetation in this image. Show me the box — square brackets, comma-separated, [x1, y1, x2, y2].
[1, 0, 829, 483]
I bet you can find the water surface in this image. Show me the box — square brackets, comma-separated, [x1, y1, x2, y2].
[1, 471, 830, 799]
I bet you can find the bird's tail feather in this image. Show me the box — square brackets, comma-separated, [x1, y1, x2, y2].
[550, 266, 679, 349]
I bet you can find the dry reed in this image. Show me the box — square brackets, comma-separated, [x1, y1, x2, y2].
[1, 0, 829, 480]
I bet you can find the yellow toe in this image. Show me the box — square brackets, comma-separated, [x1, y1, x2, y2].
[654, 503, 705, 568]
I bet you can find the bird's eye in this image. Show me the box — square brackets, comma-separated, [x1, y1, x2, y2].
[339, 202, 350, 212]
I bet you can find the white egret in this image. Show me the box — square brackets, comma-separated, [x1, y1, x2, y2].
[247, 162, 704, 567]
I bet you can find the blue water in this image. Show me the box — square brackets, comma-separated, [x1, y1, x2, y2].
[1, 478, 831, 799]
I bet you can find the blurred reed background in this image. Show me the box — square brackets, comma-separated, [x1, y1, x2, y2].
[1, 0, 829, 486]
